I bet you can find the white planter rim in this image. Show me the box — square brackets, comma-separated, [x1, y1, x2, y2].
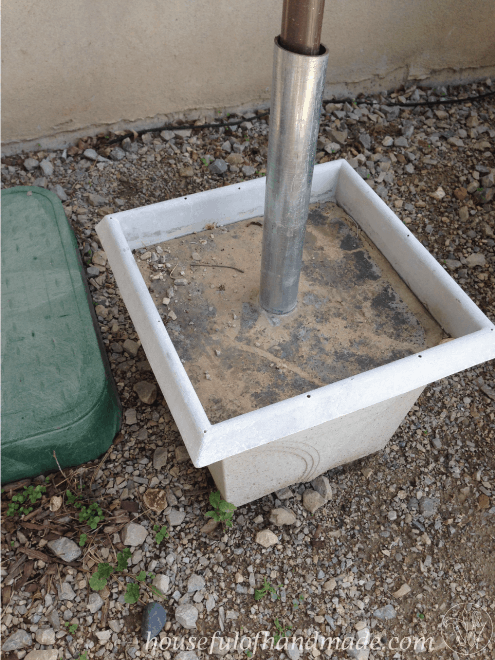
[97, 160, 495, 468]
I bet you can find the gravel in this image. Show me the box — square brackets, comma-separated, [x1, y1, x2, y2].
[1, 78, 494, 660]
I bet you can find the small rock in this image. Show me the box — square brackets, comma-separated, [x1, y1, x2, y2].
[95, 630, 112, 643]
[323, 578, 337, 591]
[382, 136, 393, 147]
[58, 582, 76, 601]
[430, 187, 446, 200]
[419, 497, 439, 518]
[286, 642, 301, 660]
[393, 583, 411, 598]
[302, 489, 326, 513]
[88, 592, 104, 613]
[167, 509, 186, 526]
[161, 130, 175, 141]
[179, 166, 194, 177]
[175, 603, 198, 629]
[143, 488, 168, 512]
[255, 529, 278, 548]
[35, 629, 55, 645]
[46, 609, 60, 630]
[24, 158, 39, 172]
[374, 604, 397, 620]
[359, 133, 372, 150]
[242, 165, 256, 176]
[324, 142, 341, 154]
[209, 159, 228, 175]
[125, 408, 138, 425]
[47, 537, 82, 562]
[40, 159, 54, 177]
[25, 652, 59, 660]
[221, 140, 232, 153]
[176, 653, 199, 660]
[201, 519, 220, 534]
[110, 147, 126, 161]
[445, 259, 462, 270]
[175, 446, 190, 463]
[123, 339, 139, 357]
[152, 574, 170, 595]
[187, 574, 206, 592]
[122, 522, 148, 546]
[153, 447, 168, 470]
[226, 153, 244, 165]
[459, 206, 470, 221]
[454, 187, 468, 201]
[174, 129, 192, 138]
[83, 149, 98, 161]
[133, 381, 157, 404]
[2, 629, 32, 651]
[311, 475, 332, 501]
[394, 136, 408, 148]
[329, 128, 347, 145]
[466, 252, 486, 267]
[191, 252, 201, 261]
[269, 508, 297, 526]
[275, 487, 293, 500]
[141, 601, 167, 640]
[88, 192, 107, 206]
[174, 278, 188, 286]
[49, 184, 68, 201]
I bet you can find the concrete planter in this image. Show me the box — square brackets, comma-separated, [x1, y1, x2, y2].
[97, 160, 495, 506]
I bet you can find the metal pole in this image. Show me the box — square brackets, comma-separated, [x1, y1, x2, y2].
[260, 1, 328, 315]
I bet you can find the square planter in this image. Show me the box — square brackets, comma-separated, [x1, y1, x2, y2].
[97, 160, 495, 506]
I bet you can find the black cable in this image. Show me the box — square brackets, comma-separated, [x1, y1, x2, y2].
[104, 89, 495, 146]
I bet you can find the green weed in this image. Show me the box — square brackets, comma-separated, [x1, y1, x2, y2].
[206, 491, 236, 527]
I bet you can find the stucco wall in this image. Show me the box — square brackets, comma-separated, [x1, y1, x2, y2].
[3, 0, 495, 153]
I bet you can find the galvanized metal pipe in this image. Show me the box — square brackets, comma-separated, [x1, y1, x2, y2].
[259, 37, 329, 314]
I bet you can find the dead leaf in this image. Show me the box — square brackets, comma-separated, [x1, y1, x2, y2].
[143, 489, 168, 513]
[479, 494, 490, 509]
[393, 583, 411, 598]
[50, 495, 63, 512]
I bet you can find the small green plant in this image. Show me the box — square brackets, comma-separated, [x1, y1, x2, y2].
[65, 622, 78, 634]
[66, 490, 104, 529]
[153, 524, 169, 544]
[11, 541, 15, 547]
[206, 491, 236, 527]
[79, 533, 88, 547]
[245, 651, 253, 658]
[7, 484, 47, 517]
[417, 612, 425, 620]
[254, 578, 282, 602]
[77, 653, 88, 660]
[273, 619, 292, 645]
[201, 156, 213, 166]
[89, 548, 162, 605]
[293, 593, 305, 609]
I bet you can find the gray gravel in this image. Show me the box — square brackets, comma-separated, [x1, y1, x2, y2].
[1, 79, 494, 660]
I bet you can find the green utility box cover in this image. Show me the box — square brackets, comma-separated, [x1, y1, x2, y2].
[2, 187, 122, 484]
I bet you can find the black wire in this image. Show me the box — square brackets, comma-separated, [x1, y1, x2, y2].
[104, 89, 495, 146]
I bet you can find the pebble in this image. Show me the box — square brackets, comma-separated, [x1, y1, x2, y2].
[242, 165, 256, 176]
[311, 475, 332, 501]
[176, 653, 199, 660]
[24, 158, 39, 171]
[83, 148, 98, 161]
[47, 537, 82, 562]
[152, 574, 170, 595]
[466, 252, 486, 267]
[153, 446, 168, 470]
[88, 192, 107, 206]
[209, 159, 228, 175]
[269, 507, 297, 526]
[167, 509, 186, 526]
[302, 489, 326, 513]
[49, 184, 68, 201]
[141, 601, 167, 640]
[255, 529, 278, 547]
[286, 642, 301, 660]
[133, 380, 157, 404]
[123, 338, 139, 357]
[35, 628, 55, 645]
[25, 652, 59, 660]
[40, 159, 54, 176]
[2, 629, 32, 651]
[382, 136, 393, 147]
[393, 583, 411, 598]
[58, 581, 76, 600]
[419, 496, 439, 518]
[187, 574, 206, 592]
[110, 147, 126, 161]
[175, 603, 198, 628]
[88, 592, 104, 613]
[373, 603, 397, 620]
[122, 522, 148, 546]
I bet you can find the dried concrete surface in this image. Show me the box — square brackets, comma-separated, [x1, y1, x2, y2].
[135, 202, 445, 423]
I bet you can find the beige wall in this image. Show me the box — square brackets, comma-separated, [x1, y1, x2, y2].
[3, 0, 495, 154]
